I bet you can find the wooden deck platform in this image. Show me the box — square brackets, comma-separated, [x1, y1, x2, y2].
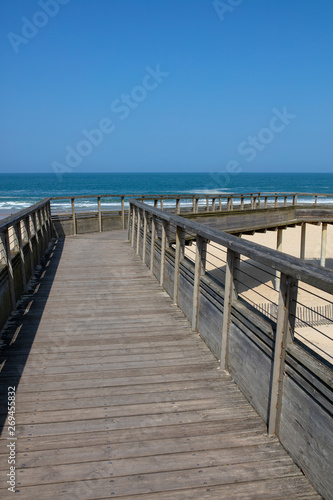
[0, 230, 321, 499]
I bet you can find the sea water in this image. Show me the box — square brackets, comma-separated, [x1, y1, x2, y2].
[0, 172, 332, 214]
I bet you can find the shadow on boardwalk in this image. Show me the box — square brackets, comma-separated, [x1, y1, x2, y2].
[0, 239, 64, 435]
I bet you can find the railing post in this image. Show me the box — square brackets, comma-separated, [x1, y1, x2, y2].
[98, 197, 102, 232]
[195, 198, 199, 213]
[218, 196, 222, 211]
[192, 197, 195, 212]
[220, 248, 238, 370]
[154, 199, 158, 208]
[176, 198, 180, 215]
[33, 211, 40, 264]
[26, 215, 34, 274]
[191, 236, 207, 331]
[173, 226, 185, 305]
[275, 228, 283, 291]
[264, 196, 268, 209]
[274, 194, 278, 208]
[160, 198, 164, 210]
[293, 194, 297, 205]
[71, 198, 76, 235]
[37, 209, 45, 254]
[206, 196, 209, 212]
[321, 222, 327, 267]
[160, 220, 169, 287]
[136, 208, 141, 255]
[268, 274, 298, 436]
[47, 201, 53, 240]
[284, 196, 287, 207]
[2, 229, 16, 311]
[131, 206, 136, 248]
[15, 221, 27, 292]
[121, 196, 125, 229]
[300, 222, 306, 259]
[241, 196, 244, 210]
[142, 210, 148, 264]
[212, 198, 216, 211]
[150, 215, 156, 273]
[127, 203, 132, 242]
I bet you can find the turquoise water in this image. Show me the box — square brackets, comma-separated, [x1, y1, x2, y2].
[0, 172, 332, 213]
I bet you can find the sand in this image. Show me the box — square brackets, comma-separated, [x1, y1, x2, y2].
[185, 225, 333, 363]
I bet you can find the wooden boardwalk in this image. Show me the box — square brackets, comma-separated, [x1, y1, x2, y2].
[0, 230, 320, 499]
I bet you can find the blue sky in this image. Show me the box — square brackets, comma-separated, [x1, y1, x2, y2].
[1, 0, 332, 173]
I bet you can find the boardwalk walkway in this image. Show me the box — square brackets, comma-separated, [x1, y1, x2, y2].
[0, 231, 320, 499]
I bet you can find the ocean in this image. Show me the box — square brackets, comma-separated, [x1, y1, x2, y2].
[0, 172, 332, 214]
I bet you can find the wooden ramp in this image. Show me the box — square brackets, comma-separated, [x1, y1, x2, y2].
[0, 231, 320, 499]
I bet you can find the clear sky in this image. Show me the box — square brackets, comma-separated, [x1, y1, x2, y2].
[1, 0, 332, 173]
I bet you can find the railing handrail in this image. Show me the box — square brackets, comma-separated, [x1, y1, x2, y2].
[129, 198, 333, 295]
[0, 197, 51, 232]
[50, 191, 333, 201]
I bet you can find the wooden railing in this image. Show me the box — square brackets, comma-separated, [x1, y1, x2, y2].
[0, 198, 53, 330]
[50, 191, 333, 236]
[128, 198, 333, 500]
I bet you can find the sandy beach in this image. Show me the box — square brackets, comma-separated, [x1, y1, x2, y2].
[186, 225, 333, 362]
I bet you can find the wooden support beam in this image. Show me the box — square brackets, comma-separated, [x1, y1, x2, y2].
[136, 208, 141, 255]
[300, 223, 306, 259]
[33, 211, 40, 264]
[127, 204, 132, 241]
[321, 222, 327, 267]
[220, 248, 238, 371]
[131, 206, 136, 248]
[275, 228, 283, 291]
[268, 273, 298, 436]
[98, 197, 102, 232]
[121, 196, 125, 229]
[173, 226, 185, 305]
[2, 229, 16, 311]
[176, 198, 180, 215]
[191, 236, 207, 331]
[26, 215, 34, 274]
[160, 220, 168, 287]
[15, 221, 27, 291]
[71, 198, 76, 235]
[142, 211, 147, 264]
[150, 215, 156, 273]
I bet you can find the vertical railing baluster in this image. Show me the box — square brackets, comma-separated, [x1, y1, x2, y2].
[71, 198, 76, 235]
[268, 274, 298, 436]
[160, 220, 168, 286]
[16, 221, 27, 292]
[136, 208, 141, 255]
[150, 215, 156, 273]
[33, 212, 40, 264]
[121, 196, 125, 229]
[2, 229, 16, 311]
[220, 248, 238, 370]
[142, 210, 147, 264]
[131, 206, 136, 248]
[98, 197, 102, 232]
[191, 236, 207, 331]
[173, 225, 185, 305]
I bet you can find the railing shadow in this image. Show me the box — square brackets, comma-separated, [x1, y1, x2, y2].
[0, 237, 65, 436]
